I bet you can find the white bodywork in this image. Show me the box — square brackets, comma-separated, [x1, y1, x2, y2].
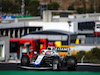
[22, 48, 27, 53]
[42, 47, 59, 56]
[34, 54, 44, 65]
[33, 47, 59, 65]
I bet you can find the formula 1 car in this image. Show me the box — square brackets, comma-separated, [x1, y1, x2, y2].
[20, 43, 77, 71]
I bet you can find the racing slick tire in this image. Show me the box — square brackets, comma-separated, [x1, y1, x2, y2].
[66, 56, 77, 71]
[21, 55, 30, 66]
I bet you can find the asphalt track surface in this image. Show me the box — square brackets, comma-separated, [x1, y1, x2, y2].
[0, 63, 100, 75]
[0, 63, 100, 72]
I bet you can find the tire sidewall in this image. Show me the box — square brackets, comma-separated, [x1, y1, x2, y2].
[66, 56, 77, 71]
[21, 55, 29, 66]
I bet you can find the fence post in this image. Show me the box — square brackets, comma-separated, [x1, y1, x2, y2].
[81, 55, 85, 63]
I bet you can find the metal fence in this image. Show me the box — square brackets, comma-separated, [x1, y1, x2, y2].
[85, 37, 100, 44]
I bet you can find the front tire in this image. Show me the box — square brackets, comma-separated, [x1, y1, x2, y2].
[21, 55, 30, 66]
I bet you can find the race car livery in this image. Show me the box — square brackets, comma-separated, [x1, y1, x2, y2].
[20, 43, 77, 71]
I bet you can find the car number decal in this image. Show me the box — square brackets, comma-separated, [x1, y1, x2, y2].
[34, 55, 44, 65]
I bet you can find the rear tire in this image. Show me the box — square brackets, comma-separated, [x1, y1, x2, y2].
[21, 55, 30, 66]
[66, 56, 77, 71]
[67, 62, 77, 71]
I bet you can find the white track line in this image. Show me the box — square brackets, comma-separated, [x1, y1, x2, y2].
[77, 63, 100, 66]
